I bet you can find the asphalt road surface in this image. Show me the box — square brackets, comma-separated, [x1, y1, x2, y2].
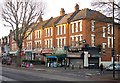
[1, 66, 119, 83]
[2, 66, 90, 81]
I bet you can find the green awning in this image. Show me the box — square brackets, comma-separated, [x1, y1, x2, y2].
[9, 51, 17, 54]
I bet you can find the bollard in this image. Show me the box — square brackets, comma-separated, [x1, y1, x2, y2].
[79, 65, 81, 69]
[72, 65, 74, 69]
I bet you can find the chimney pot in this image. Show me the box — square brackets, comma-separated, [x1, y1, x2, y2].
[74, 4, 79, 11]
[60, 8, 65, 16]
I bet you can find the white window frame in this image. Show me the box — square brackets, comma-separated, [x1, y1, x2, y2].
[64, 38, 66, 46]
[108, 24, 113, 34]
[103, 26, 106, 38]
[51, 28, 53, 36]
[108, 24, 111, 34]
[76, 22, 78, 32]
[91, 34, 95, 47]
[72, 24, 74, 33]
[108, 37, 113, 48]
[64, 24, 66, 34]
[79, 34, 82, 41]
[91, 20, 95, 32]
[79, 20, 82, 32]
[102, 43, 107, 49]
[57, 26, 59, 35]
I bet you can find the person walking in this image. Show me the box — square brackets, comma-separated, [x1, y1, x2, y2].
[99, 63, 104, 76]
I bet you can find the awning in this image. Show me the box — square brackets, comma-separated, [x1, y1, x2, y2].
[41, 49, 53, 54]
[9, 51, 17, 54]
[46, 56, 57, 58]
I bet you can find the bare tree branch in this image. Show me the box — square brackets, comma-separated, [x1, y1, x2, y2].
[2, 0, 46, 66]
[91, 0, 120, 22]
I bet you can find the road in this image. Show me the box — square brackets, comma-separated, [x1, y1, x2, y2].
[2, 66, 92, 81]
[1, 65, 119, 83]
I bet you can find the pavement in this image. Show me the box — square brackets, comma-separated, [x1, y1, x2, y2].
[1, 63, 120, 81]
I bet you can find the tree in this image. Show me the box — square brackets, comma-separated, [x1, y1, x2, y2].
[2, 0, 46, 67]
[91, 0, 120, 23]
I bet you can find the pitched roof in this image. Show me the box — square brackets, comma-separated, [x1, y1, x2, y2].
[56, 10, 80, 25]
[43, 15, 65, 28]
[70, 8, 112, 22]
[56, 13, 73, 25]
[34, 20, 48, 30]
[67, 10, 80, 22]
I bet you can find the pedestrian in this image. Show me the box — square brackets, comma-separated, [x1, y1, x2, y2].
[99, 63, 104, 76]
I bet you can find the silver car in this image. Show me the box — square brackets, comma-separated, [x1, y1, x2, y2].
[106, 63, 120, 71]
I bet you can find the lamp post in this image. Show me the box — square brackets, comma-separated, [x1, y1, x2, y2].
[112, 0, 115, 79]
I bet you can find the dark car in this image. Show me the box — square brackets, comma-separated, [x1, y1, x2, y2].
[6, 57, 12, 65]
[2, 56, 7, 64]
[105, 63, 120, 71]
[2, 56, 12, 65]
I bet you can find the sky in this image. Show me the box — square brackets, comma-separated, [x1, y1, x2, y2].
[0, 0, 92, 39]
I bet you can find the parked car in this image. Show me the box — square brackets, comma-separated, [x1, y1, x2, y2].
[2, 56, 12, 65]
[105, 63, 120, 71]
[2, 56, 7, 64]
[6, 57, 12, 65]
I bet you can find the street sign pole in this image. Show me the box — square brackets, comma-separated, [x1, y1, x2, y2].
[112, 1, 115, 79]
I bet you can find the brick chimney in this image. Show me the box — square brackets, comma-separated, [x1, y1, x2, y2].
[74, 4, 79, 11]
[60, 8, 65, 16]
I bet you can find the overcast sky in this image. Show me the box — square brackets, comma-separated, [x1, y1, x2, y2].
[0, 0, 92, 39]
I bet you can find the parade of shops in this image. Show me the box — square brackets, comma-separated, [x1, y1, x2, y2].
[0, 4, 120, 68]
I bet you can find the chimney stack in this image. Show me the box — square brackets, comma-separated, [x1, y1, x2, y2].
[60, 8, 65, 16]
[74, 4, 79, 11]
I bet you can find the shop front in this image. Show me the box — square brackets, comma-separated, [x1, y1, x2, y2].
[9, 51, 17, 63]
[67, 52, 84, 68]
[41, 49, 54, 64]
[46, 55, 58, 67]
[24, 50, 32, 60]
[87, 47, 101, 69]
[32, 48, 43, 61]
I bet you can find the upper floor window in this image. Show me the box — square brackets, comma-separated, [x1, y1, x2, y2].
[108, 24, 113, 34]
[108, 37, 113, 48]
[91, 20, 95, 32]
[27, 33, 32, 40]
[57, 26, 59, 35]
[35, 30, 41, 39]
[71, 20, 82, 33]
[91, 34, 95, 47]
[103, 27, 106, 38]
[45, 28, 52, 37]
[102, 43, 107, 49]
[59, 26, 62, 35]
[56, 25, 66, 35]
[35, 40, 41, 48]
[26, 42, 32, 50]
[78, 20, 82, 32]
[71, 24, 74, 33]
[75, 22, 78, 32]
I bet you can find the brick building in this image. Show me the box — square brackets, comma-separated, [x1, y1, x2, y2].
[5, 4, 120, 66]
